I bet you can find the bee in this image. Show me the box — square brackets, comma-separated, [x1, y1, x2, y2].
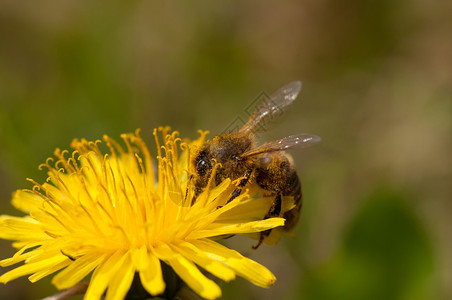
[193, 81, 320, 249]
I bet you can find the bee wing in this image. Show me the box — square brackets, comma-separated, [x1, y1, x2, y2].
[239, 81, 302, 134]
[240, 134, 321, 157]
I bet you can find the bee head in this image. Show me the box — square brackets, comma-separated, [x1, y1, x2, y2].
[195, 149, 212, 177]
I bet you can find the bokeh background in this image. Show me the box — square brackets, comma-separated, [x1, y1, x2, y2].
[1, 1, 451, 299]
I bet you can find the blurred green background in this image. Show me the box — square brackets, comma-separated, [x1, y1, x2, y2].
[1, 1, 451, 299]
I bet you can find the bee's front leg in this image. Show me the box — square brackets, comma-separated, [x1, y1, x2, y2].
[252, 191, 282, 249]
[227, 169, 253, 203]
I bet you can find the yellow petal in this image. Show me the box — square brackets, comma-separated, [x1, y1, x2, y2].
[0, 254, 68, 284]
[154, 244, 221, 300]
[105, 253, 135, 300]
[217, 196, 295, 222]
[188, 218, 285, 239]
[11, 190, 44, 213]
[84, 250, 128, 300]
[172, 242, 235, 282]
[192, 239, 276, 288]
[216, 197, 272, 221]
[240, 227, 284, 246]
[52, 252, 106, 289]
[202, 178, 232, 208]
[136, 248, 165, 296]
[0, 215, 46, 241]
[26, 248, 70, 264]
[0, 242, 42, 267]
[183, 180, 232, 225]
[29, 259, 71, 283]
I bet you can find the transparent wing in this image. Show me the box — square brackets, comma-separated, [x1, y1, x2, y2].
[239, 81, 302, 134]
[240, 134, 321, 157]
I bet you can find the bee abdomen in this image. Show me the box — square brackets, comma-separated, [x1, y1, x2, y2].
[255, 153, 303, 231]
[282, 173, 302, 231]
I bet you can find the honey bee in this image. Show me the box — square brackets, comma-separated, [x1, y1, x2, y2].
[193, 81, 320, 249]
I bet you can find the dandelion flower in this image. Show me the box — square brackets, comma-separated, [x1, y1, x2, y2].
[0, 128, 285, 300]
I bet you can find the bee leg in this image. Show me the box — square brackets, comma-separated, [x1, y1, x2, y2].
[186, 174, 194, 199]
[253, 192, 282, 249]
[186, 174, 201, 206]
[227, 169, 253, 203]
